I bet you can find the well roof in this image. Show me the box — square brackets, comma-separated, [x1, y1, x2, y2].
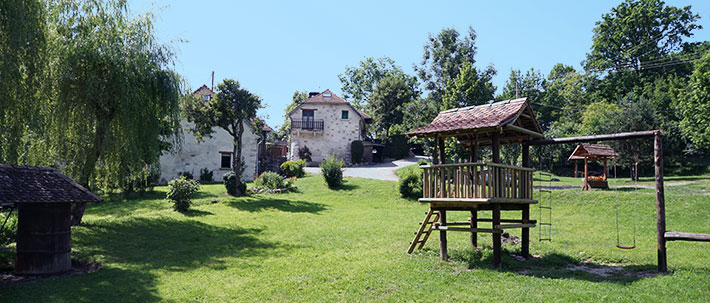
[568, 144, 619, 161]
[406, 98, 543, 146]
[0, 165, 103, 204]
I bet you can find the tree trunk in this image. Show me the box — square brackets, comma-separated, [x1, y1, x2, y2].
[71, 121, 107, 226]
[233, 120, 245, 196]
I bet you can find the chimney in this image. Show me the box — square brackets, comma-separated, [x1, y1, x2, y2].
[309, 92, 320, 98]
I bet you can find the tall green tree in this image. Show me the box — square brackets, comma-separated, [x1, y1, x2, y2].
[0, 0, 46, 164]
[183, 79, 262, 196]
[369, 74, 418, 137]
[47, 0, 183, 225]
[441, 62, 496, 110]
[339, 57, 403, 111]
[678, 52, 710, 148]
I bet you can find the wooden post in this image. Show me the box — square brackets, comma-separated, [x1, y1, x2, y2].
[470, 209, 478, 248]
[438, 137, 446, 198]
[655, 133, 667, 272]
[574, 160, 578, 178]
[438, 137, 446, 165]
[492, 132, 501, 197]
[603, 158, 608, 180]
[521, 142, 530, 258]
[440, 210, 448, 261]
[492, 204, 502, 268]
[583, 157, 589, 190]
[522, 205, 530, 258]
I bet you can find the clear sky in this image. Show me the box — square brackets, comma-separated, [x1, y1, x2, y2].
[129, 0, 710, 130]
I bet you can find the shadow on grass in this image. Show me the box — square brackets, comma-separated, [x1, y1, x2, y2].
[226, 197, 327, 213]
[332, 181, 359, 191]
[74, 217, 282, 271]
[449, 248, 660, 284]
[181, 209, 214, 217]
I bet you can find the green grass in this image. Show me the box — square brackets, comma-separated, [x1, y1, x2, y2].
[1, 173, 710, 302]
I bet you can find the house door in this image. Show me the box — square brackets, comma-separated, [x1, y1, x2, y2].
[302, 110, 314, 129]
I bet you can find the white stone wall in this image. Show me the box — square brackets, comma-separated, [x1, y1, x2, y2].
[289, 103, 363, 164]
[159, 119, 260, 184]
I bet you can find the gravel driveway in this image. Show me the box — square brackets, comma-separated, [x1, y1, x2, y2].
[304, 156, 425, 181]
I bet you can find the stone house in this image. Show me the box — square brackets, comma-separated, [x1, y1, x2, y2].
[288, 89, 372, 165]
[159, 85, 271, 183]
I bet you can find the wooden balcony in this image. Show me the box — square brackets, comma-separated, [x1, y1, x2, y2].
[420, 162, 535, 206]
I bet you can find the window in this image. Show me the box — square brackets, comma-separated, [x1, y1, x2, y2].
[302, 109, 315, 129]
[220, 152, 232, 169]
[341, 110, 349, 119]
[323, 92, 332, 97]
[202, 94, 211, 101]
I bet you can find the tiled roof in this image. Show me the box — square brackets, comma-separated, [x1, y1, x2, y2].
[407, 98, 532, 136]
[568, 144, 618, 160]
[251, 117, 273, 132]
[0, 165, 103, 204]
[358, 110, 372, 120]
[193, 84, 214, 96]
[302, 89, 348, 104]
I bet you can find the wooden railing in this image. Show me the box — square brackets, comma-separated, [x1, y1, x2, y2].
[420, 162, 534, 200]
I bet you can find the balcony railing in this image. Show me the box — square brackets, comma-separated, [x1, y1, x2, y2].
[420, 162, 534, 200]
[292, 119, 324, 131]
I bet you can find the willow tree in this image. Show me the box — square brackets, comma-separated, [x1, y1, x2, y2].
[183, 79, 262, 197]
[47, 0, 182, 225]
[0, 0, 47, 164]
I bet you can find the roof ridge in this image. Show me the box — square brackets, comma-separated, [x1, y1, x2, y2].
[0, 164, 56, 171]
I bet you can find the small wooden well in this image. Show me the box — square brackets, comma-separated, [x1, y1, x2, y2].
[0, 165, 101, 275]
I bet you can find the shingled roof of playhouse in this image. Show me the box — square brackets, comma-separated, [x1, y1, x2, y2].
[568, 144, 619, 161]
[0, 165, 102, 204]
[407, 98, 543, 146]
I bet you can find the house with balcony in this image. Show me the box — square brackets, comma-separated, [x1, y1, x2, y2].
[288, 89, 372, 165]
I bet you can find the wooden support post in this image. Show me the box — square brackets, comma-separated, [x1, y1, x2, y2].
[574, 160, 578, 178]
[440, 210, 448, 261]
[492, 132, 501, 197]
[438, 137, 446, 198]
[438, 137, 446, 165]
[603, 158, 608, 180]
[470, 209, 478, 248]
[522, 204, 530, 258]
[492, 204, 502, 268]
[582, 157, 589, 190]
[655, 133, 667, 272]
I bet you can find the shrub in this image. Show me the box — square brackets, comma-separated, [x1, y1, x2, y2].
[320, 155, 344, 188]
[254, 171, 288, 189]
[179, 171, 194, 180]
[280, 159, 306, 178]
[398, 171, 422, 199]
[385, 135, 410, 159]
[166, 176, 200, 212]
[199, 168, 214, 182]
[351, 140, 364, 164]
[0, 211, 17, 246]
[222, 171, 246, 196]
[298, 146, 312, 162]
[417, 159, 430, 166]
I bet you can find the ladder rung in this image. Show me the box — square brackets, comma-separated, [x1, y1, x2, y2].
[539, 206, 552, 209]
[539, 223, 552, 226]
[539, 238, 552, 241]
[538, 189, 552, 193]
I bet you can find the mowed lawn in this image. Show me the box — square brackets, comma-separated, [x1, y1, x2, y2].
[1, 173, 710, 302]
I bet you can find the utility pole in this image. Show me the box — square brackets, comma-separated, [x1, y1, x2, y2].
[211, 71, 214, 90]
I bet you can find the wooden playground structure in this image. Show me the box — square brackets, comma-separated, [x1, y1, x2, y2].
[406, 98, 709, 272]
[568, 143, 618, 190]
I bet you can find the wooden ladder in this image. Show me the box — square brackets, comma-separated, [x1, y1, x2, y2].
[407, 210, 440, 253]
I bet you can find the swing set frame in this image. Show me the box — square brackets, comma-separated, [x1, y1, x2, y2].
[529, 129, 710, 273]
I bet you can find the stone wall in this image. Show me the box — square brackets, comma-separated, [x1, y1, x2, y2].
[289, 103, 364, 165]
[159, 119, 260, 184]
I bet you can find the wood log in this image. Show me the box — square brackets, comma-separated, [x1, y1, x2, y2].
[528, 130, 661, 145]
[655, 133, 667, 273]
[664, 231, 710, 242]
[492, 204, 502, 269]
[439, 210, 448, 261]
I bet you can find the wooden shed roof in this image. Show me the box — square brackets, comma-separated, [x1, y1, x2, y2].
[0, 165, 102, 204]
[406, 98, 543, 146]
[568, 144, 619, 161]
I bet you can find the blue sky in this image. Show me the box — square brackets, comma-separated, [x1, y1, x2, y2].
[130, 0, 710, 129]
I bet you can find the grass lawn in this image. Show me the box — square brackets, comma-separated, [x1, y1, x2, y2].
[1, 172, 710, 302]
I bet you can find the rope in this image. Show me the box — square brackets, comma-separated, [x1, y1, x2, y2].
[615, 165, 637, 249]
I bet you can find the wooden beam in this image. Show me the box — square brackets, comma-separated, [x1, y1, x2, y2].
[528, 130, 661, 146]
[664, 231, 710, 242]
[440, 210, 448, 261]
[492, 204, 502, 269]
[494, 223, 536, 229]
[505, 124, 544, 139]
[433, 226, 501, 233]
[655, 133, 667, 273]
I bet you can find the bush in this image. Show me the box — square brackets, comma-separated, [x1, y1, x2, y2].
[320, 155, 344, 188]
[253, 171, 291, 189]
[0, 211, 17, 246]
[398, 171, 422, 199]
[280, 159, 306, 178]
[385, 135, 410, 159]
[351, 140, 364, 164]
[298, 146, 312, 162]
[222, 171, 246, 196]
[417, 159, 430, 166]
[179, 171, 194, 180]
[166, 176, 200, 212]
[199, 168, 214, 182]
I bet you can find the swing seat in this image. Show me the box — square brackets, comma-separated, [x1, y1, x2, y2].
[616, 244, 636, 250]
